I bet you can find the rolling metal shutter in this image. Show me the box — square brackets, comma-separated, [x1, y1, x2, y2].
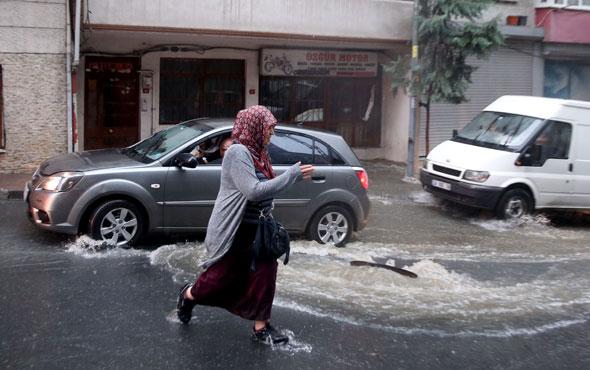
[418, 41, 536, 156]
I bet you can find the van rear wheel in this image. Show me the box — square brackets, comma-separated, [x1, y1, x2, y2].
[495, 189, 532, 219]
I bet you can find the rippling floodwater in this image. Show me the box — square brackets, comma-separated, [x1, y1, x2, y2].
[65, 221, 590, 341]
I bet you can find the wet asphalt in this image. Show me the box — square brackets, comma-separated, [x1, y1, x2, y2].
[1, 161, 590, 369]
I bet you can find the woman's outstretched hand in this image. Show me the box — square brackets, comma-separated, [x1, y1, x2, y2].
[297, 162, 315, 181]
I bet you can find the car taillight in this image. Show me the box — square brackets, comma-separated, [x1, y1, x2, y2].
[355, 169, 369, 190]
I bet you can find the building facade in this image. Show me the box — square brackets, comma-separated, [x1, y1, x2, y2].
[76, 0, 412, 164]
[536, 0, 590, 101]
[0, 0, 69, 173]
[1, 1, 588, 174]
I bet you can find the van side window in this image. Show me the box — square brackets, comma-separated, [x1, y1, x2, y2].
[533, 121, 572, 165]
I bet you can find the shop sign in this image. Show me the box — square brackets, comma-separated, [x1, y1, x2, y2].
[261, 49, 377, 77]
[86, 62, 135, 73]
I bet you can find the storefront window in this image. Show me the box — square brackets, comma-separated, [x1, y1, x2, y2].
[544, 60, 590, 101]
[260, 76, 380, 147]
[159, 59, 244, 125]
[294, 79, 324, 122]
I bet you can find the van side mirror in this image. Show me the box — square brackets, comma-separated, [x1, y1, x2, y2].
[452, 129, 458, 139]
[175, 153, 198, 168]
[516, 144, 542, 166]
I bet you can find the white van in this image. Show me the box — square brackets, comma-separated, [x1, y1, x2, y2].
[420, 95, 590, 219]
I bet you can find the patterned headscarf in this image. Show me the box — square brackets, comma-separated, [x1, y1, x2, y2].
[231, 105, 277, 179]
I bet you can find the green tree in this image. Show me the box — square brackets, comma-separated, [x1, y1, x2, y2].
[385, 0, 504, 155]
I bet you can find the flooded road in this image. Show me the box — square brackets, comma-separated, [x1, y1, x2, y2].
[65, 162, 590, 351]
[3, 161, 590, 368]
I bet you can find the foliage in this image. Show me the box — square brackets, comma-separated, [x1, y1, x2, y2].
[384, 0, 504, 105]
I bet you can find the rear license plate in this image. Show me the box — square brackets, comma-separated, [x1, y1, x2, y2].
[432, 179, 451, 191]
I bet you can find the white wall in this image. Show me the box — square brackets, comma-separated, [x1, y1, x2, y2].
[86, 0, 412, 41]
[482, 0, 537, 26]
[0, 0, 66, 54]
[353, 53, 409, 162]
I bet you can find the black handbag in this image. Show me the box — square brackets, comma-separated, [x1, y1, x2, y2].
[250, 212, 290, 271]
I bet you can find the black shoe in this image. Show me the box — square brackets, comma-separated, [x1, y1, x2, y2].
[176, 283, 195, 324]
[251, 323, 289, 345]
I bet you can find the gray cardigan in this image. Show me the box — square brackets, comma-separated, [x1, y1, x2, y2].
[201, 144, 302, 269]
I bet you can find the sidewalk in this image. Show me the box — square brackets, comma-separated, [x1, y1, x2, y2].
[0, 173, 32, 200]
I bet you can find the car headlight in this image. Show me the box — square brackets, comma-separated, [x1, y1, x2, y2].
[37, 172, 84, 192]
[463, 170, 490, 183]
[422, 158, 429, 169]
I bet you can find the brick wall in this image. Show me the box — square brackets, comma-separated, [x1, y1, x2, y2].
[0, 53, 67, 173]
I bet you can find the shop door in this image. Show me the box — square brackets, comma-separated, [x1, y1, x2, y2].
[84, 57, 140, 150]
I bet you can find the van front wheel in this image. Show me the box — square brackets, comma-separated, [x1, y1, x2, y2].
[495, 189, 532, 219]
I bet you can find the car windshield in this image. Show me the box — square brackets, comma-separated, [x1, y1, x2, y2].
[454, 111, 545, 151]
[123, 120, 212, 163]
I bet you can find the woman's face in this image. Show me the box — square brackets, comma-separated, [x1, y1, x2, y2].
[263, 126, 275, 146]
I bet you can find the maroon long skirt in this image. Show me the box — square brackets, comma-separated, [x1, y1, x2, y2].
[189, 223, 278, 321]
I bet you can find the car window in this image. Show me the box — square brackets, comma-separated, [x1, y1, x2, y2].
[268, 132, 314, 165]
[533, 120, 572, 165]
[314, 140, 332, 165]
[124, 124, 206, 163]
[177, 133, 232, 166]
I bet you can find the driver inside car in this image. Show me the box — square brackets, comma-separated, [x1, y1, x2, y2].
[190, 137, 233, 164]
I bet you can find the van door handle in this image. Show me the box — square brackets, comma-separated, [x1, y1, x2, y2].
[312, 176, 326, 183]
[569, 163, 573, 172]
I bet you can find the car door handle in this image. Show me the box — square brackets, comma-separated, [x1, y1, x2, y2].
[312, 176, 326, 183]
[569, 163, 573, 172]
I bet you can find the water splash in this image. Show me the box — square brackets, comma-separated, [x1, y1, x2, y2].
[368, 195, 393, 206]
[64, 235, 147, 259]
[408, 191, 439, 205]
[149, 239, 590, 338]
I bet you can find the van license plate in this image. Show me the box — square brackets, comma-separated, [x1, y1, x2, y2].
[432, 179, 451, 191]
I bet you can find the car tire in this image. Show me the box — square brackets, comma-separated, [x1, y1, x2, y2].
[495, 189, 533, 220]
[88, 200, 144, 248]
[308, 205, 353, 247]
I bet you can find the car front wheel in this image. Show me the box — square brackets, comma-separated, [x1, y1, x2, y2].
[495, 189, 533, 219]
[88, 200, 143, 247]
[308, 205, 353, 247]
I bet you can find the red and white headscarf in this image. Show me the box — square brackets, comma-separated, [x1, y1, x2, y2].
[231, 105, 277, 179]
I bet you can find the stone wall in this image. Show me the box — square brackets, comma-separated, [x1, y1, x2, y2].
[0, 0, 67, 174]
[0, 54, 67, 173]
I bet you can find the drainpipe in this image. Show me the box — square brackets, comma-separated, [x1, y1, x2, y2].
[404, 0, 419, 181]
[73, 0, 81, 68]
[66, 0, 73, 153]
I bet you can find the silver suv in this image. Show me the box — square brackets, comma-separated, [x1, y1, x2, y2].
[25, 118, 371, 247]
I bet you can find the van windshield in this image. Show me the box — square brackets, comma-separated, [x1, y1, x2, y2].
[454, 111, 545, 151]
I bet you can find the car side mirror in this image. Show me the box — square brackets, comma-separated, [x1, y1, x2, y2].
[452, 129, 458, 139]
[516, 144, 542, 166]
[175, 153, 198, 168]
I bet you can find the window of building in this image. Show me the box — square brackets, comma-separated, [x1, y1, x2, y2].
[260, 76, 381, 147]
[0, 65, 4, 149]
[159, 59, 244, 125]
[540, 0, 590, 9]
[544, 60, 590, 101]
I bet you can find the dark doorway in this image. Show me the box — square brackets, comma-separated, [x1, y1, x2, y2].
[84, 57, 140, 150]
